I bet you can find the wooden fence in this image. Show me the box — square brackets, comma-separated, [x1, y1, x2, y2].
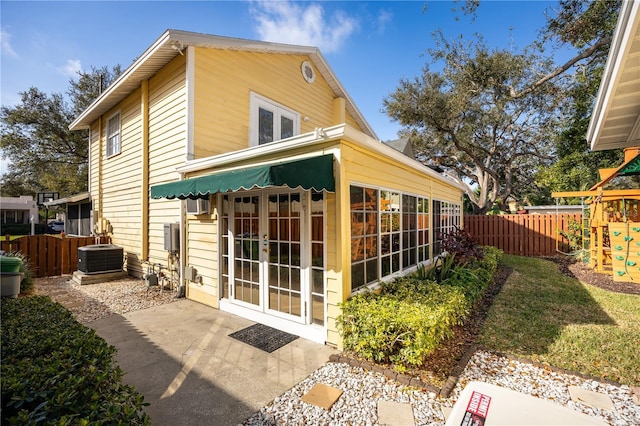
[1, 235, 108, 278]
[464, 213, 582, 256]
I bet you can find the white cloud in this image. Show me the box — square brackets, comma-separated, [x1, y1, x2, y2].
[59, 59, 82, 79]
[250, 1, 358, 53]
[1, 28, 19, 58]
[376, 9, 393, 35]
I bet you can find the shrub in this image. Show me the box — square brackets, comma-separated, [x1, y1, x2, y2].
[1, 296, 150, 425]
[440, 226, 483, 266]
[337, 246, 502, 369]
[337, 285, 469, 367]
[0, 224, 47, 236]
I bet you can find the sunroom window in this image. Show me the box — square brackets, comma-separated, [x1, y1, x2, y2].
[350, 184, 448, 293]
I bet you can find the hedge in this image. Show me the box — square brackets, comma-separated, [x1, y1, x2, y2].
[1, 296, 150, 425]
[337, 246, 502, 369]
[0, 223, 47, 236]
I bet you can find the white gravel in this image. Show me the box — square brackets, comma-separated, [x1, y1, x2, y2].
[245, 351, 640, 425]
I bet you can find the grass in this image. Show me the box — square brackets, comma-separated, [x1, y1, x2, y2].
[479, 255, 640, 386]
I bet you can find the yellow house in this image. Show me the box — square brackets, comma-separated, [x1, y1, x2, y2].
[70, 30, 464, 346]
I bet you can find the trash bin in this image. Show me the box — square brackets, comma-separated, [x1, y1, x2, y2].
[0, 256, 23, 273]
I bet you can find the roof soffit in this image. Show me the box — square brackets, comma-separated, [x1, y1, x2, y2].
[588, 0, 640, 151]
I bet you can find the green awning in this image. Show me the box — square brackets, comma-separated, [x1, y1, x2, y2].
[150, 154, 335, 199]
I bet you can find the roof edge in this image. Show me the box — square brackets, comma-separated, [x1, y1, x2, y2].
[69, 29, 378, 139]
[587, 0, 640, 151]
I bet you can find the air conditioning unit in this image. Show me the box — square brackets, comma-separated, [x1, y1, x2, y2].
[78, 244, 123, 274]
[186, 198, 210, 215]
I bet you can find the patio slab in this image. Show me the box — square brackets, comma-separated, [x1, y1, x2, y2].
[89, 299, 337, 425]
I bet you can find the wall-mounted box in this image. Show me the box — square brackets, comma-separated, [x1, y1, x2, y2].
[163, 223, 180, 252]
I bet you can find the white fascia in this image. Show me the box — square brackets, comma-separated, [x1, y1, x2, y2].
[587, 0, 640, 150]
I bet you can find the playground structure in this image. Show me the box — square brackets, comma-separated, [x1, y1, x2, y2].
[552, 147, 640, 283]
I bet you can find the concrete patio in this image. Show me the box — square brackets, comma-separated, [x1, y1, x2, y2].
[89, 299, 337, 425]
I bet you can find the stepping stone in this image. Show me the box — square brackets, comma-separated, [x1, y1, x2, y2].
[568, 386, 615, 411]
[300, 383, 343, 410]
[441, 405, 453, 421]
[377, 400, 415, 426]
[632, 386, 640, 405]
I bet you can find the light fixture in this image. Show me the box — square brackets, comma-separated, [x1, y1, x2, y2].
[171, 41, 185, 56]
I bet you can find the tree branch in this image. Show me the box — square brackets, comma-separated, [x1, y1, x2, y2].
[510, 37, 611, 98]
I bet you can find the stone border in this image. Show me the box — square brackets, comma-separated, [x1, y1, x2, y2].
[329, 343, 628, 400]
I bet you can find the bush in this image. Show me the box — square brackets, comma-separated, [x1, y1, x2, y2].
[337, 285, 469, 367]
[440, 226, 483, 265]
[0, 224, 47, 236]
[337, 246, 502, 369]
[1, 296, 150, 425]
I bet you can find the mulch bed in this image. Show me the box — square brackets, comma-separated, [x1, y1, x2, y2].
[551, 256, 640, 295]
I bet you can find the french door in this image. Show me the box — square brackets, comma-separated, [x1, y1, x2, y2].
[221, 190, 324, 328]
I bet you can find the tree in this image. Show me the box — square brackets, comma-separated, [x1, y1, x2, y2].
[0, 65, 121, 197]
[384, 0, 622, 213]
[384, 35, 561, 214]
[535, 0, 623, 196]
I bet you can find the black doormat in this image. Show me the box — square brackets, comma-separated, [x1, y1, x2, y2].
[229, 323, 299, 353]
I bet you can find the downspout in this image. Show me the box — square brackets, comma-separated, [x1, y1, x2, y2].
[141, 79, 150, 260]
[179, 184, 186, 298]
[179, 46, 194, 297]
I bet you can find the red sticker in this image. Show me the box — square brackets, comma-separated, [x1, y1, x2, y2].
[460, 391, 491, 426]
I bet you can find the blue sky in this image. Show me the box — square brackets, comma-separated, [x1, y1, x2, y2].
[1, 1, 561, 161]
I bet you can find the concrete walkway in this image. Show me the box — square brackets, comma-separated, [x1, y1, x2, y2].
[89, 299, 337, 425]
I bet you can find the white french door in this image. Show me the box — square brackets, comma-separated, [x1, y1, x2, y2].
[221, 189, 328, 338]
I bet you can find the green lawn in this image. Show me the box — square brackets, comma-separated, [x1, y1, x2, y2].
[479, 255, 640, 386]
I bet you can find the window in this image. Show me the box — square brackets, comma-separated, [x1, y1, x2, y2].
[250, 93, 299, 146]
[310, 191, 325, 326]
[417, 198, 430, 262]
[433, 200, 461, 257]
[106, 112, 121, 157]
[402, 195, 417, 269]
[350, 185, 448, 292]
[350, 186, 378, 291]
[380, 190, 400, 278]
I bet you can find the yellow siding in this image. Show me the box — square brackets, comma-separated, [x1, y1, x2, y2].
[324, 192, 340, 347]
[340, 142, 462, 200]
[328, 140, 463, 346]
[97, 89, 143, 273]
[147, 55, 187, 271]
[88, 121, 101, 214]
[185, 195, 218, 307]
[192, 49, 365, 158]
[87, 54, 187, 277]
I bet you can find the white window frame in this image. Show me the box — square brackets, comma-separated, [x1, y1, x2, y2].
[249, 92, 300, 147]
[106, 111, 121, 158]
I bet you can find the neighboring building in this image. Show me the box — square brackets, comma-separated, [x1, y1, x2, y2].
[383, 137, 415, 159]
[0, 195, 38, 226]
[69, 30, 464, 346]
[43, 192, 92, 236]
[525, 205, 584, 215]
